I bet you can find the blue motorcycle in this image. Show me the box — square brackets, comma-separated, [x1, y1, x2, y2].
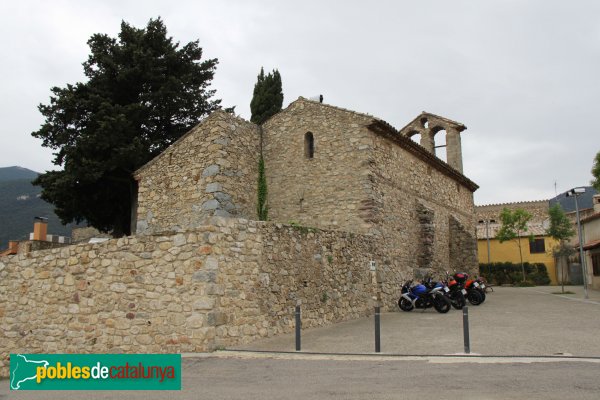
[398, 279, 451, 313]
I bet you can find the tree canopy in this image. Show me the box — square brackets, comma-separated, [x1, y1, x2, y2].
[592, 150, 600, 192]
[497, 207, 533, 281]
[546, 204, 575, 242]
[250, 67, 283, 124]
[32, 18, 222, 236]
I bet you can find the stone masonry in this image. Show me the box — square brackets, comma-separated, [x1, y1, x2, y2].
[1, 97, 480, 376]
[134, 111, 259, 234]
[262, 99, 479, 279]
[0, 218, 389, 376]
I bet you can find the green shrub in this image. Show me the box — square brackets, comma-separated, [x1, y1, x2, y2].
[479, 262, 551, 286]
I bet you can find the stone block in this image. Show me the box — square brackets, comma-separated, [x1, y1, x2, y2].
[205, 284, 225, 295]
[187, 315, 205, 328]
[136, 335, 153, 345]
[205, 183, 222, 193]
[204, 257, 219, 269]
[193, 297, 215, 310]
[201, 199, 220, 211]
[214, 209, 232, 218]
[202, 164, 220, 177]
[173, 234, 187, 247]
[110, 283, 127, 292]
[192, 270, 216, 283]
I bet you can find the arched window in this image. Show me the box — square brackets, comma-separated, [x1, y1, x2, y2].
[304, 132, 314, 159]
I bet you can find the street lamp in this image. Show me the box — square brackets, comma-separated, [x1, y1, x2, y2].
[566, 187, 588, 299]
[478, 219, 496, 264]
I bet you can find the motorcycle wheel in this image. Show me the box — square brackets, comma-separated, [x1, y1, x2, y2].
[467, 289, 483, 306]
[479, 288, 486, 303]
[398, 298, 414, 312]
[451, 292, 466, 310]
[432, 295, 451, 313]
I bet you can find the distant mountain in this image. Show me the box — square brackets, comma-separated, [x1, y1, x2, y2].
[0, 166, 76, 250]
[549, 186, 598, 213]
[0, 166, 38, 181]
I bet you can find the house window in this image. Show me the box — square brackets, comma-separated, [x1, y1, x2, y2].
[529, 238, 545, 254]
[592, 253, 600, 276]
[305, 132, 314, 159]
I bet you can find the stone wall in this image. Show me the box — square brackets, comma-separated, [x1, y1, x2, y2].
[134, 111, 260, 235]
[369, 130, 478, 277]
[475, 200, 550, 224]
[261, 98, 478, 278]
[0, 218, 387, 377]
[262, 99, 374, 233]
[71, 227, 112, 244]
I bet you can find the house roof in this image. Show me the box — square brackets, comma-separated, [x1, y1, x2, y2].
[583, 239, 600, 251]
[581, 211, 600, 224]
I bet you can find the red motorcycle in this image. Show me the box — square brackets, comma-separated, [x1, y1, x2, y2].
[453, 272, 484, 305]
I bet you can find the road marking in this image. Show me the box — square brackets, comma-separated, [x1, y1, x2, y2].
[528, 288, 600, 305]
[182, 351, 600, 364]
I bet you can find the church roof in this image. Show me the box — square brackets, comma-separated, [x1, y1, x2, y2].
[398, 111, 467, 135]
[367, 118, 478, 192]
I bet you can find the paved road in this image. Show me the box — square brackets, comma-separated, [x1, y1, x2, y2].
[3, 286, 600, 399]
[3, 354, 600, 399]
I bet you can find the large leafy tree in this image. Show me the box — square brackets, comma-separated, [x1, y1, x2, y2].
[32, 18, 222, 236]
[250, 67, 283, 124]
[592, 150, 600, 191]
[496, 208, 533, 282]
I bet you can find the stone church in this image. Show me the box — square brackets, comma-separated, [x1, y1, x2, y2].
[0, 97, 480, 366]
[134, 97, 478, 277]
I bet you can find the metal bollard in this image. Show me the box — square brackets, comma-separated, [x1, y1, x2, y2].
[374, 306, 381, 353]
[295, 305, 301, 351]
[462, 306, 470, 354]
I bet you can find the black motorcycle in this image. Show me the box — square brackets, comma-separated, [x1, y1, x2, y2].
[453, 272, 484, 305]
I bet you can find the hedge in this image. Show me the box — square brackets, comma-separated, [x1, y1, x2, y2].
[478, 262, 551, 286]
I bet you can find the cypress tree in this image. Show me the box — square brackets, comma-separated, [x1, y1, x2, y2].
[250, 67, 283, 124]
[250, 67, 282, 220]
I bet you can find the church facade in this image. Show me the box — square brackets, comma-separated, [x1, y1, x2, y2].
[134, 97, 479, 279]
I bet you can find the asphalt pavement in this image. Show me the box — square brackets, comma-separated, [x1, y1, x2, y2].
[4, 285, 600, 399]
[235, 285, 600, 357]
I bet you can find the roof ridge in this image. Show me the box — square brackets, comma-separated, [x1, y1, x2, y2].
[294, 96, 376, 120]
[134, 110, 254, 177]
[476, 199, 550, 207]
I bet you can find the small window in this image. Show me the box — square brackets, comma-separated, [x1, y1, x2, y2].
[529, 238, 545, 254]
[305, 132, 314, 159]
[592, 253, 600, 276]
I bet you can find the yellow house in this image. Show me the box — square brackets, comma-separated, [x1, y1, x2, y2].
[476, 200, 559, 285]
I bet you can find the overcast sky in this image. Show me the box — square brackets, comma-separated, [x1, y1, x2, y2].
[1, 0, 599, 205]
